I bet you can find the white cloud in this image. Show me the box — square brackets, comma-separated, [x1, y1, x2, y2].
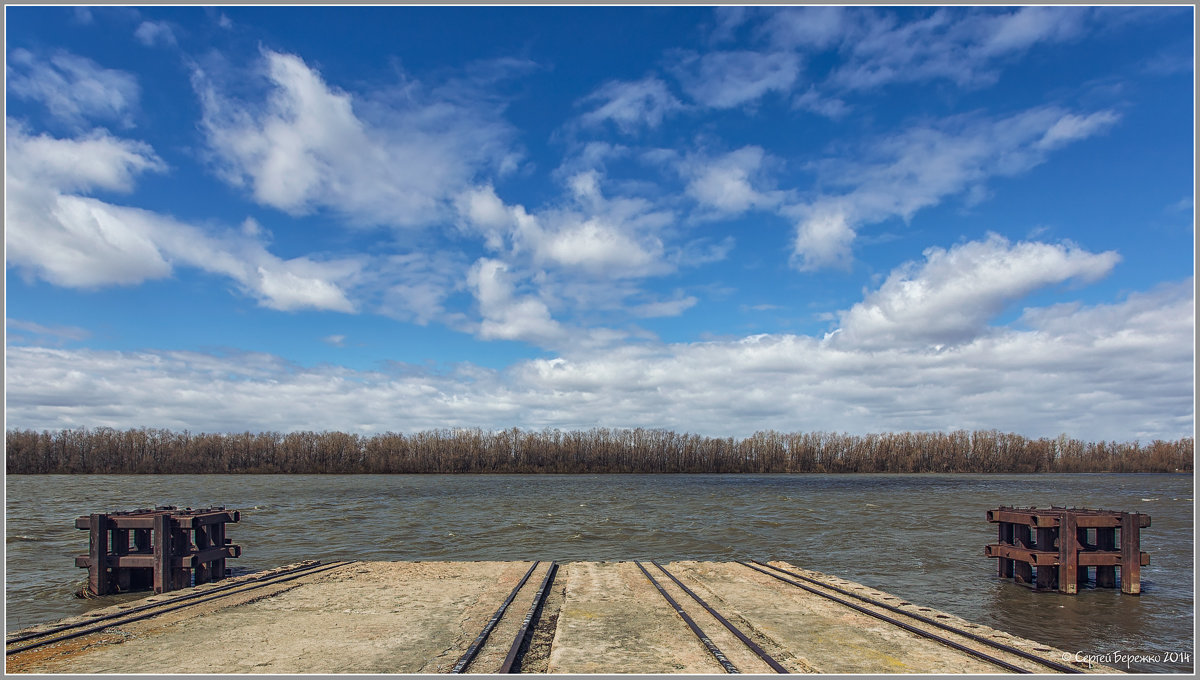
[762, 6, 848, 50]
[579, 77, 683, 133]
[789, 205, 856, 272]
[673, 50, 801, 108]
[835, 234, 1121, 348]
[134, 20, 177, 48]
[7, 50, 140, 128]
[1035, 110, 1121, 150]
[7, 278, 1190, 441]
[6, 319, 91, 343]
[792, 88, 849, 119]
[323, 334, 347, 347]
[195, 49, 515, 229]
[756, 7, 1095, 92]
[683, 146, 782, 215]
[456, 174, 674, 280]
[786, 106, 1122, 270]
[468, 258, 565, 345]
[630, 295, 699, 318]
[978, 6, 1088, 56]
[5, 123, 358, 312]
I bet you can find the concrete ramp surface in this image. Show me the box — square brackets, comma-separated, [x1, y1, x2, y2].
[6, 560, 1111, 674]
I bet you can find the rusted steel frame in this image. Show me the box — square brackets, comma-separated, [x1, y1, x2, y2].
[997, 522, 1014, 578]
[1096, 527, 1117, 587]
[76, 510, 240, 531]
[984, 545, 1147, 568]
[498, 561, 558, 674]
[635, 561, 739, 674]
[1058, 513, 1079, 593]
[452, 561, 540, 674]
[88, 513, 110, 596]
[651, 561, 788, 673]
[77, 545, 242, 570]
[747, 561, 1084, 674]
[1121, 513, 1142, 594]
[739, 562, 1034, 674]
[152, 513, 171, 593]
[1035, 526, 1058, 590]
[6, 561, 353, 655]
[985, 545, 1059, 566]
[987, 508, 1150, 529]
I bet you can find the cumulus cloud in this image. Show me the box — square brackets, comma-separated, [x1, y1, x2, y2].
[672, 50, 801, 109]
[786, 105, 1121, 270]
[835, 234, 1121, 348]
[578, 77, 684, 134]
[194, 49, 515, 229]
[5, 123, 358, 311]
[468, 258, 566, 345]
[456, 173, 674, 280]
[6, 278, 1191, 440]
[7, 49, 140, 129]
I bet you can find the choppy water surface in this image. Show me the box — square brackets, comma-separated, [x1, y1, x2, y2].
[5, 473, 1193, 672]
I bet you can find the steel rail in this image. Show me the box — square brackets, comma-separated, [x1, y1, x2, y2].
[635, 561, 739, 674]
[498, 561, 559, 673]
[749, 560, 1083, 675]
[451, 561, 540, 674]
[6, 560, 356, 656]
[6, 559, 333, 646]
[651, 562, 788, 673]
[739, 561, 1033, 674]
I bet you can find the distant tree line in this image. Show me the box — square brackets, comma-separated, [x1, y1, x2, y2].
[4, 427, 1192, 474]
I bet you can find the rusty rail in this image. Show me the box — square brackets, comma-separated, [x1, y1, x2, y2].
[651, 562, 788, 673]
[451, 561, 541, 673]
[498, 561, 559, 673]
[747, 560, 1084, 674]
[739, 561, 1036, 674]
[6, 560, 354, 656]
[636, 561, 739, 673]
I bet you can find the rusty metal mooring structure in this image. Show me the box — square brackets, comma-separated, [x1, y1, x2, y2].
[985, 506, 1149, 594]
[76, 506, 241, 596]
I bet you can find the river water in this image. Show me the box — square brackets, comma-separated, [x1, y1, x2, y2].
[4, 473, 1193, 672]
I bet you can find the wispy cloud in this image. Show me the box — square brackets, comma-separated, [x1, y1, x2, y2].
[785, 105, 1121, 270]
[194, 49, 517, 229]
[578, 77, 684, 134]
[6, 319, 91, 344]
[134, 20, 177, 48]
[7, 49, 140, 129]
[671, 49, 800, 109]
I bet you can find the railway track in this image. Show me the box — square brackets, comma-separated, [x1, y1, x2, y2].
[8, 560, 1090, 674]
[451, 560, 559, 674]
[740, 560, 1085, 674]
[5, 560, 356, 656]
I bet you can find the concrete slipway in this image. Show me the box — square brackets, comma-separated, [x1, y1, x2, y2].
[6, 560, 1114, 674]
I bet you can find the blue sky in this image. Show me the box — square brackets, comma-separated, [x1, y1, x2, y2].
[4, 5, 1194, 440]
